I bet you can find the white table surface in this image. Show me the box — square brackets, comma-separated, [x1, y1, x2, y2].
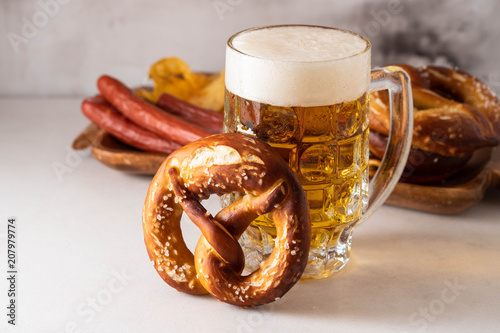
[1, 98, 499, 333]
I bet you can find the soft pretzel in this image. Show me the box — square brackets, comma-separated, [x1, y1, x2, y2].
[142, 133, 311, 307]
[370, 64, 500, 157]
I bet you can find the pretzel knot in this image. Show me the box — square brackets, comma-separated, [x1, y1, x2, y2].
[143, 133, 311, 307]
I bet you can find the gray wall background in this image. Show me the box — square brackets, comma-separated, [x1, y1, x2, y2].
[1, 0, 499, 97]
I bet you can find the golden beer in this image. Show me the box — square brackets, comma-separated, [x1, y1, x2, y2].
[224, 90, 370, 277]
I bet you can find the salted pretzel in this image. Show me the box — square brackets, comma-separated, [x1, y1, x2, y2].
[370, 64, 500, 157]
[143, 133, 311, 307]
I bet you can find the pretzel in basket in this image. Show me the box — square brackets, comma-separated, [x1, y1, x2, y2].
[143, 133, 311, 307]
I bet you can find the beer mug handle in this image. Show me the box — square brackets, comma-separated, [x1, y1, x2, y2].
[362, 66, 413, 221]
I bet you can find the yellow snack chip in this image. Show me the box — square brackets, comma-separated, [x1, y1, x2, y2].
[137, 57, 225, 112]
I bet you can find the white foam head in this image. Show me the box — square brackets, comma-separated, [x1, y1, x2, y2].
[225, 25, 371, 107]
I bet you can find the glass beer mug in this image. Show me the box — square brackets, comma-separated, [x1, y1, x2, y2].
[223, 25, 413, 279]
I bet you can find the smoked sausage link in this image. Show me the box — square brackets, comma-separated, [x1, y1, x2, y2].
[156, 93, 223, 133]
[97, 75, 213, 145]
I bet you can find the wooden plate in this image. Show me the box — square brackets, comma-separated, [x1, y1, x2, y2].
[73, 125, 500, 214]
[385, 147, 499, 214]
[73, 124, 167, 174]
